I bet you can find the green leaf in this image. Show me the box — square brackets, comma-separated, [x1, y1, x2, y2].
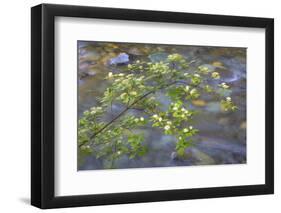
[78, 53, 238, 166]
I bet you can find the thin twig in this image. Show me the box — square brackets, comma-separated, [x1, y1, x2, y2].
[79, 80, 184, 148]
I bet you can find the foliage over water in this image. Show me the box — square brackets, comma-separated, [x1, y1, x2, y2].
[78, 41, 246, 170]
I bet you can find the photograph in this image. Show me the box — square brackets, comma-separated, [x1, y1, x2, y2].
[78, 41, 247, 170]
[29, 2, 274, 209]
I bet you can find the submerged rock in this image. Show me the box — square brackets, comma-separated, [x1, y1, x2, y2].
[170, 152, 178, 160]
[192, 99, 207, 107]
[212, 61, 225, 68]
[220, 57, 246, 83]
[148, 52, 169, 62]
[186, 148, 216, 165]
[196, 138, 246, 164]
[240, 121, 246, 129]
[86, 70, 97, 76]
[170, 148, 216, 165]
[205, 102, 221, 113]
[108, 53, 130, 65]
[128, 47, 144, 56]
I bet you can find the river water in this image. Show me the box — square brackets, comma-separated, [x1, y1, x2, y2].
[78, 41, 246, 170]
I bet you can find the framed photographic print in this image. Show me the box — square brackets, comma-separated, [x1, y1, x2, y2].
[31, 3, 274, 209]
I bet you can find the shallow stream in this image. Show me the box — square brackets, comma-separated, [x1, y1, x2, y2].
[78, 41, 246, 170]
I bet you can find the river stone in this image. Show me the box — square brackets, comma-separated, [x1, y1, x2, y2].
[206, 102, 221, 113]
[218, 117, 230, 125]
[148, 52, 169, 62]
[128, 47, 144, 55]
[220, 58, 246, 82]
[82, 50, 101, 61]
[197, 139, 246, 158]
[109, 53, 130, 65]
[186, 147, 216, 165]
[240, 121, 246, 129]
[192, 99, 207, 107]
[170, 152, 178, 160]
[86, 70, 97, 76]
[212, 61, 225, 68]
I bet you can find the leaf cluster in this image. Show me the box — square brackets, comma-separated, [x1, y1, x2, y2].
[78, 53, 238, 167]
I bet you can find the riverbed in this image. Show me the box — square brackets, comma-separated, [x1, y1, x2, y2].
[78, 41, 246, 170]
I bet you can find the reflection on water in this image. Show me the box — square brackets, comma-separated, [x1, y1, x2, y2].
[78, 41, 246, 170]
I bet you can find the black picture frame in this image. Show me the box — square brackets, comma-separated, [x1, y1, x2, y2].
[31, 3, 274, 209]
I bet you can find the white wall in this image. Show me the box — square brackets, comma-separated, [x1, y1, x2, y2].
[0, 0, 279, 212]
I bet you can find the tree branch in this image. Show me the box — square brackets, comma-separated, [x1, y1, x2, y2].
[90, 90, 155, 138]
[79, 80, 183, 148]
